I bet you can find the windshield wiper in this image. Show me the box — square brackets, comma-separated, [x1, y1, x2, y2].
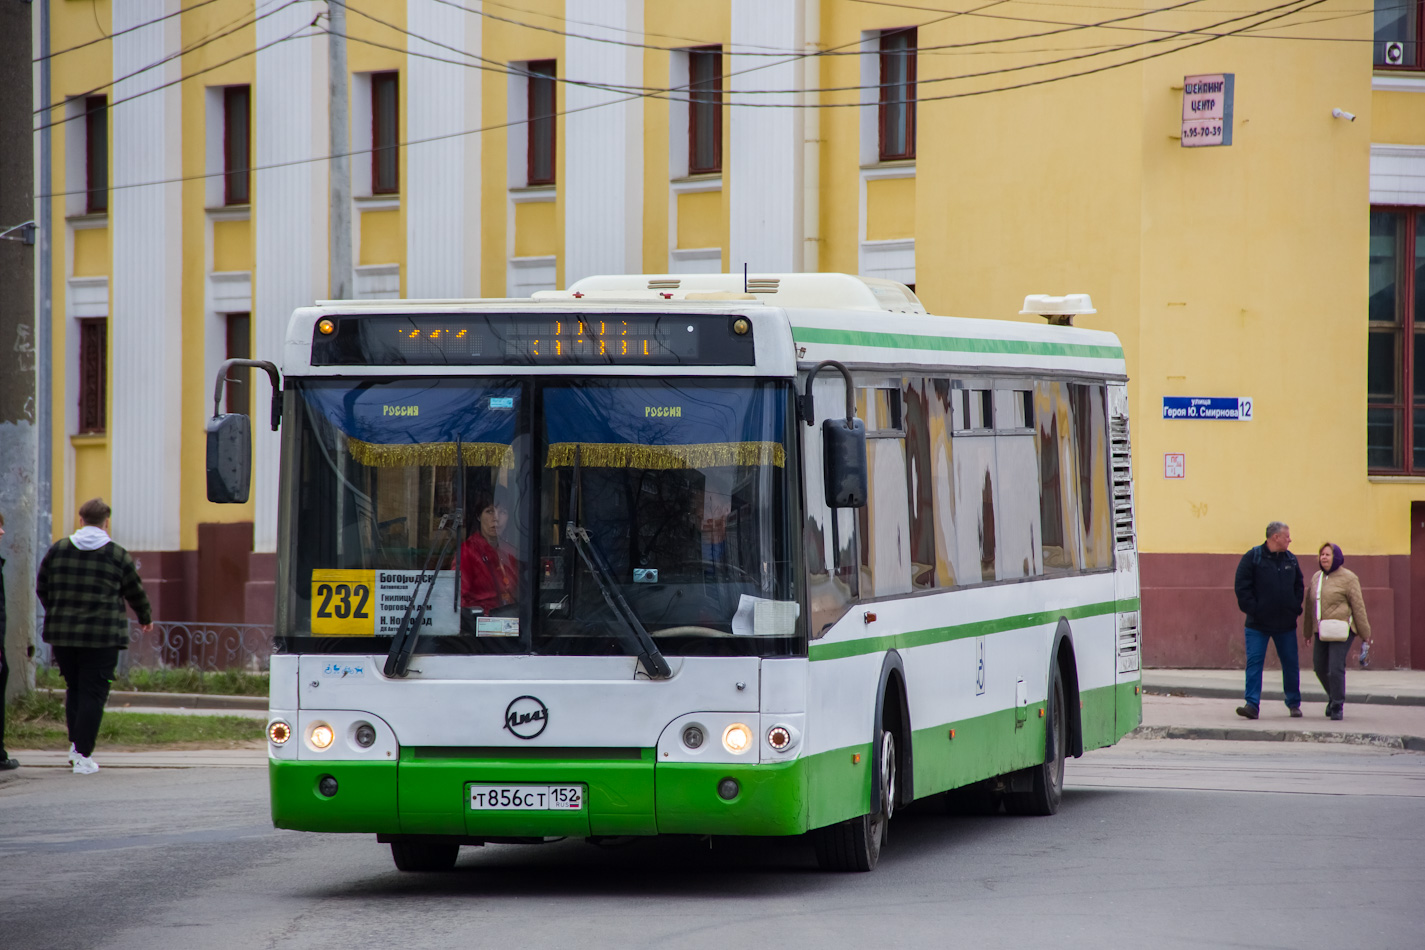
[384, 508, 461, 678]
[565, 523, 672, 679]
[566, 447, 671, 679]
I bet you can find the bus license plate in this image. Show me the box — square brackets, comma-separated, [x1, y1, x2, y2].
[469, 784, 584, 811]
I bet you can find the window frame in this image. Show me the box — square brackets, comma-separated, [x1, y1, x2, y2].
[687, 46, 723, 176]
[222, 85, 251, 206]
[877, 27, 917, 163]
[78, 317, 107, 434]
[371, 71, 400, 195]
[84, 96, 108, 215]
[526, 60, 558, 187]
[1368, 205, 1423, 474]
[1375, 0, 1425, 70]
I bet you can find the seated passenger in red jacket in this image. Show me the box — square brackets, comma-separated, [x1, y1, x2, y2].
[460, 493, 519, 612]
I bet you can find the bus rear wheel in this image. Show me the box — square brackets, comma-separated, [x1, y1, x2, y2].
[1004, 662, 1066, 817]
[390, 839, 460, 872]
[813, 729, 896, 872]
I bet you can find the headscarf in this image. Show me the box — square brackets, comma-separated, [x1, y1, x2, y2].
[1319, 542, 1344, 574]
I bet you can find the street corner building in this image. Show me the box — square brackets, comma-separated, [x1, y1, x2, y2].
[32, 0, 1425, 666]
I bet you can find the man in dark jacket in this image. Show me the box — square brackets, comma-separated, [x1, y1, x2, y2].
[0, 510, 18, 770]
[36, 498, 152, 774]
[1233, 521, 1304, 720]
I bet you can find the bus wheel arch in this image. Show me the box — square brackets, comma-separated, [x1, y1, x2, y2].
[812, 651, 912, 872]
[1050, 619, 1085, 759]
[872, 650, 913, 815]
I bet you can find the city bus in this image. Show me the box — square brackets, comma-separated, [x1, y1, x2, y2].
[207, 273, 1141, 873]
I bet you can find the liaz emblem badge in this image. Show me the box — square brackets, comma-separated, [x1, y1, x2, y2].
[504, 695, 549, 739]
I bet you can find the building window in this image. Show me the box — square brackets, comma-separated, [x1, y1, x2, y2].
[224, 313, 251, 416]
[527, 60, 557, 186]
[1368, 208, 1425, 472]
[1375, 0, 1423, 69]
[78, 318, 107, 434]
[223, 85, 251, 205]
[372, 71, 399, 194]
[688, 47, 722, 175]
[879, 28, 916, 162]
[85, 96, 108, 214]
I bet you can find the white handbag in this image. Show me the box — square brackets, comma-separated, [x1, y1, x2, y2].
[1315, 572, 1351, 642]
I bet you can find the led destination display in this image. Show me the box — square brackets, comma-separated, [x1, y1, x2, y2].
[311, 313, 756, 366]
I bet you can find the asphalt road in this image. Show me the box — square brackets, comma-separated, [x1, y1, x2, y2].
[1, 739, 1422, 950]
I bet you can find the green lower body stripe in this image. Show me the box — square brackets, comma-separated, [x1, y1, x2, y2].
[269, 683, 1142, 838]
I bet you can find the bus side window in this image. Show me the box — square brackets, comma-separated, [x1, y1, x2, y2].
[1039, 381, 1085, 573]
[928, 378, 959, 588]
[947, 379, 998, 584]
[1070, 383, 1114, 570]
[993, 387, 1041, 579]
[903, 378, 936, 590]
[804, 375, 858, 635]
[858, 384, 911, 598]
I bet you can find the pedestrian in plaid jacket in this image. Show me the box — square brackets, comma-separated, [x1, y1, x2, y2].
[36, 498, 152, 774]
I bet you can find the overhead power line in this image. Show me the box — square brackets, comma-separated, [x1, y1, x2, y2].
[34, 0, 297, 118]
[35, 0, 228, 63]
[34, 0, 1337, 199]
[339, 0, 1349, 104]
[32, 11, 321, 133]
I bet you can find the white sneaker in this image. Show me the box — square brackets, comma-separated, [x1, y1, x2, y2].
[72, 754, 99, 775]
[68, 743, 78, 765]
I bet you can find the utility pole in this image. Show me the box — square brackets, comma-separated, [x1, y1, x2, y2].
[329, 0, 352, 300]
[0, 0, 40, 700]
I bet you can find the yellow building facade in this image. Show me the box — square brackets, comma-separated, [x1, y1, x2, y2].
[38, 0, 1425, 666]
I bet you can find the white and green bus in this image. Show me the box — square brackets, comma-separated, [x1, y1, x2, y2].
[207, 273, 1141, 873]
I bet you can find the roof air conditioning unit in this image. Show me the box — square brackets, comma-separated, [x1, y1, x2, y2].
[1384, 41, 1405, 66]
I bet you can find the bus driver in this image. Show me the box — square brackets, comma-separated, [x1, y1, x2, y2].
[460, 493, 518, 613]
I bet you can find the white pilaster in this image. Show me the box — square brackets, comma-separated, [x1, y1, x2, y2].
[407, 0, 482, 297]
[730, 0, 806, 274]
[563, 0, 643, 286]
[109, 0, 183, 550]
[254, 2, 327, 551]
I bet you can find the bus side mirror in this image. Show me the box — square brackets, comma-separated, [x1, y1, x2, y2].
[207, 413, 252, 504]
[822, 418, 867, 508]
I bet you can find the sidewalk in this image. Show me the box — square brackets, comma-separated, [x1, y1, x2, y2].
[1142, 668, 1425, 706]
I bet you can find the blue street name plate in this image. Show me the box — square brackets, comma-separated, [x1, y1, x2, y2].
[1162, 396, 1253, 420]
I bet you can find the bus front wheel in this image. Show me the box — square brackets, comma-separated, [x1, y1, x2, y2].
[390, 839, 460, 872]
[812, 729, 896, 872]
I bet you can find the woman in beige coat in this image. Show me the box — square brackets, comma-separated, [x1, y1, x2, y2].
[1303, 542, 1371, 721]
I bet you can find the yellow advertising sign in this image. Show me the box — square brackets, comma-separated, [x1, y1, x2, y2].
[310, 569, 377, 635]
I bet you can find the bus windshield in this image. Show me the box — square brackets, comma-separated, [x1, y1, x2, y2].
[276, 377, 800, 658]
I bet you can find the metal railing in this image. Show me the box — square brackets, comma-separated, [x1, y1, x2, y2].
[118, 620, 276, 674]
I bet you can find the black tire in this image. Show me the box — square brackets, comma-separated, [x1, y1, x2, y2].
[390, 839, 460, 872]
[943, 781, 1003, 815]
[1004, 662, 1066, 817]
[813, 729, 895, 871]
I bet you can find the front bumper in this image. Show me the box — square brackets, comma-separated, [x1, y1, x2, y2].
[270, 750, 809, 838]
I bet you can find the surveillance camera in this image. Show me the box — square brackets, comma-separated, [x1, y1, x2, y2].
[1331, 108, 1356, 122]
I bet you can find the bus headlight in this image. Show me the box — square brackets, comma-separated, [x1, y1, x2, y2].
[268, 720, 291, 745]
[722, 723, 752, 754]
[682, 724, 705, 750]
[309, 722, 335, 750]
[353, 722, 377, 748]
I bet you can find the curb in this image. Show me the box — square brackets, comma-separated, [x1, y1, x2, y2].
[40, 688, 266, 712]
[1141, 685, 1425, 707]
[1130, 724, 1425, 752]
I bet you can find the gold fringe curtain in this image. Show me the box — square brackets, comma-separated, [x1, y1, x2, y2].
[346, 439, 515, 469]
[546, 442, 785, 470]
